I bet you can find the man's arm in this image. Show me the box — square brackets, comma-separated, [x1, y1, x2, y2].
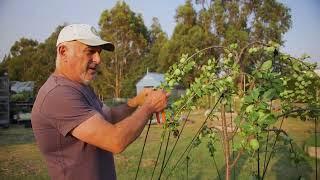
[71, 90, 168, 154]
[102, 88, 153, 124]
[72, 105, 152, 154]
[102, 104, 136, 124]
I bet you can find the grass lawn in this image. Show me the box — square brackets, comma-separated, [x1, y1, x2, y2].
[0, 110, 319, 180]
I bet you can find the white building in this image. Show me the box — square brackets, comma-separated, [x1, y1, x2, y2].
[10, 81, 34, 93]
[135, 72, 164, 95]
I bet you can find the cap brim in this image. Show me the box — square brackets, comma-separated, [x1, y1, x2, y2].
[78, 39, 115, 52]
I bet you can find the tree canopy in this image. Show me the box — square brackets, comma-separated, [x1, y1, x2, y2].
[0, 0, 298, 98]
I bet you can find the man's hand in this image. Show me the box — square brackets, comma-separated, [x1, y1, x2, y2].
[127, 88, 153, 108]
[142, 89, 169, 113]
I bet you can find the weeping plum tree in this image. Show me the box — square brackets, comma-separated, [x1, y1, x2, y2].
[145, 41, 319, 180]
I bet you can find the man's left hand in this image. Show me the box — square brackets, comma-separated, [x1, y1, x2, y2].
[127, 88, 152, 108]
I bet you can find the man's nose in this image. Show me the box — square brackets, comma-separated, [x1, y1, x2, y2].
[93, 52, 101, 64]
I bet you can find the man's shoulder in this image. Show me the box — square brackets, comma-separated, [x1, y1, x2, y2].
[38, 75, 83, 95]
[33, 75, 83, 110]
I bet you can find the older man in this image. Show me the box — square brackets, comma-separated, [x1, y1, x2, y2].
[31, 24, 168, 180]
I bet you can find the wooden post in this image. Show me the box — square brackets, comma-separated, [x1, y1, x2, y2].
[221, 104, 230, 180]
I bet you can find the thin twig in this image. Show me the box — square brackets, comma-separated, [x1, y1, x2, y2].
[134, 118, 152, 180]
[161, 111, 191, 172]
[158, 131, 171, 179]
[230, 149, 244, 169]
[151, 130, 166, 180]
[261, 116, 286, 179]
[164, 93, 224, 179]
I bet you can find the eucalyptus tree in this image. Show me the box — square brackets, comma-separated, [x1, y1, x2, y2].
[158, 0, 218, 85]
[5, 38, 39, 81]
[194, 0, 292, 91]
[98, 1, 149, 98]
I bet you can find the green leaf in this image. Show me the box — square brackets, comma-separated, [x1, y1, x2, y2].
[244, 95, 253, 104]
[262, 88, 276, 101]
[174, 69, 181, 75]
[168, 80, 175, 87]
[260, 60, 273, 71]
[259, 114, 276, 125]
[250, 139, 260, 150]
[180, 57, 186, 63]
[293, 62, 300, 71]
[251, 88, 260, 101]
[246, 105, 254, 113]
[248, 111, 259, 122]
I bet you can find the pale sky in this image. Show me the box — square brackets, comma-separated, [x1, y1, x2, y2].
[0, 0, 319, 64]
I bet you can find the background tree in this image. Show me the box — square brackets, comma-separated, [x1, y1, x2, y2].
[119, 17, 169, 97]
[28, 25, 64, 91]
[158, 0, 218, 85]
[6, 38, 39, 81]
[148, 17, 169, 72]
[0, 55, 11, 76]
[0, 25, 64, 92]
[98, 1, 149, 98]
[0, 0, 294, 99]
[194, 0, 292, 92]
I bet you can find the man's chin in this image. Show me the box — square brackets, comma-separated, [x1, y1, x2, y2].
[80, 73, 96, 85]
[81, 77, 95, 85]
[82, 80, 91, 85]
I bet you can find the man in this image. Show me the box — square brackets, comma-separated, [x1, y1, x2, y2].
[31, 24, 168, 180]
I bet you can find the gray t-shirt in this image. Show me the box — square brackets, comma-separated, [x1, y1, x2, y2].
[31, 74, 116, 180]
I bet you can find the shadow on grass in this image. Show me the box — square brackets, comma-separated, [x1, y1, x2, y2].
[215, 141, 314, 180]
[271, 142, 313, 180]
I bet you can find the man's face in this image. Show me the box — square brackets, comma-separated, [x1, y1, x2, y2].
[61, 41, 102, 85]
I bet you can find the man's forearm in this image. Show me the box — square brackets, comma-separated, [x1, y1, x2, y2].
[103, 104, 137, 124]
[72, 105, 153, 154]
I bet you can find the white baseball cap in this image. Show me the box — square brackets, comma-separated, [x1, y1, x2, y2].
[56, 24, 114, 51]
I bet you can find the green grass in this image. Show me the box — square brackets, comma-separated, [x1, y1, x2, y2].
[0, 111, 319, 180]
[305, 133, 320, 147]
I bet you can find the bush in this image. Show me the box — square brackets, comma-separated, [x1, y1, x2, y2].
[10, 91, 33, 102]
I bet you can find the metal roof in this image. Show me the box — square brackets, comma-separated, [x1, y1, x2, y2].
[136, 72, 164, 87]
[10, 81, 34, 93]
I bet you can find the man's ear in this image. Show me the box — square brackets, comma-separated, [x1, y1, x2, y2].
[57, 44, 68, 61]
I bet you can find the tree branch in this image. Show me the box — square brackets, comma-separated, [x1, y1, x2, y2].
[236, 41, 268, 65]
[230, 149, 244, 169]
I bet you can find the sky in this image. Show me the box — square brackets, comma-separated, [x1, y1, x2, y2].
[0, 0, 319, 64]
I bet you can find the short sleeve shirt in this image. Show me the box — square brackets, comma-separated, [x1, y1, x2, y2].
[31, 74, 116, 180]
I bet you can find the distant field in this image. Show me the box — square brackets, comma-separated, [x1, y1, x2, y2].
[0, 110, 319, 180]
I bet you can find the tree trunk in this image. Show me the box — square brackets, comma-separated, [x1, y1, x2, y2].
[221, 105, 231, 180]
[115, 56, 120, 98]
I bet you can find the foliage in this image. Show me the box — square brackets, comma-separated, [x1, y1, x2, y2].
[0, 0, 295, 100]
[0, 25, 64, 92]
[98, 1, 150, 98]
[10, 91, 34, 102]
[7, 38, 39, 81]
[195, 0, 292, 45]
[157, 0, 218, 74]
[156, 41, 319, 179]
